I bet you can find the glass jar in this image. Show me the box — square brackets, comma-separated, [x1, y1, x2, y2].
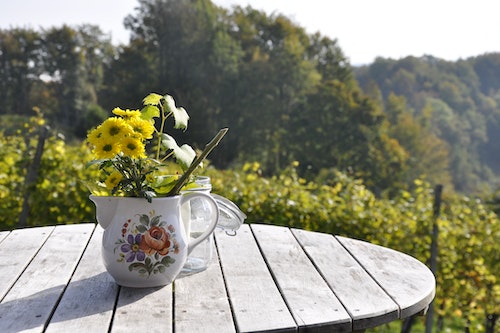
[181, 176, 246, 276]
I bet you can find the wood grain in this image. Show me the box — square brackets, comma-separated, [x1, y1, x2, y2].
[0, 226, 54, 301]
[252, 224, 352, 332]
[0, 230, 10, 243]
[215, 224, 297, 332]
[0, 224, 95, 333]
[174, 247, 235, 333]
[45, 225, 118, 333]
[112, 284, 173, 333]
[336, 236, 436, 318]
[292, 229, 399, 331]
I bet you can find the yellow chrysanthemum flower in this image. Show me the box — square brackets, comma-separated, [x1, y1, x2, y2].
[93, 138, 121, 159]
[127, 117, 155, 139]
[121, 137, 146, 158]
[112, 107, 142, 119]
[100, 117, 132, 140]
[105, 171, 123, 190]
[87, 126, 103, 147]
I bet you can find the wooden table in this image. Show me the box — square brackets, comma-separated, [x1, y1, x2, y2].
[0, 223, 435, 333]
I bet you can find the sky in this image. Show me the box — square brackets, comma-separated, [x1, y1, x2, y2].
[0, 0, 499, 65]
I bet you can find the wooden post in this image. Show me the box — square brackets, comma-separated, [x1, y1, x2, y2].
[18, 126, 48, 228]
[425, 184, 443, 333]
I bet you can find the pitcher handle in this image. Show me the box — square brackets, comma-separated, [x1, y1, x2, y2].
[180, 192, 219, 255]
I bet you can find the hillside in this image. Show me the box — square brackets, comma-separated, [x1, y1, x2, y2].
[354, 53, 500, 193]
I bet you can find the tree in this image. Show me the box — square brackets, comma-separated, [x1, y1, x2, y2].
[385, 94, 452, 191]
[0, 28, 43, 116]
[224, 8, 322, 172]
[473, 53, 500, 95]
[307, 33, 352, 85]
[124, 0, 241, 152]
[100, 38, 158, 110]
[40, 25, 114, 137]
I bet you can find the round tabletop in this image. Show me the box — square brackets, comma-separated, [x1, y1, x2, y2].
[0, 223, 435, 332]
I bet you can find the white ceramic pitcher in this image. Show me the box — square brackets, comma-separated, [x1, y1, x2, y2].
[90, 192, 219, 288]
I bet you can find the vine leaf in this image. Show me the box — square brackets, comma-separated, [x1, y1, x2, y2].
[140, 104, 160, 120]
[161, 134, 196, 170]
[142, 93, 163, 106]
[164, 95, 189, 130]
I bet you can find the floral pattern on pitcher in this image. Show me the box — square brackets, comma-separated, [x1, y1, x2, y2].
[114, 211, 180, 277]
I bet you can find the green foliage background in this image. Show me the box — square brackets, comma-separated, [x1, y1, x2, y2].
[1, 114, 499, 332]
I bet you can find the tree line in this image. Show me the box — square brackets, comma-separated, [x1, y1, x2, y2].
[1, 0, 500, 197]
[355, 54, 500, 194]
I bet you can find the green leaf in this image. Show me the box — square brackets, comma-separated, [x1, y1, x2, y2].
[161, 256, 175, 266]
[128, 262, 146, 272]
[161, 134, 196, 170]
[81, 180, 108, 196]
[182, 182, 200, 191]
[143, 93, 163, 106]
[145, 257, 152, 268]
[164, 95, 189, 130]
[150, 215, 161, 227]
[139, 214, 150, 226]
[136, 224, 147, 233]
[151, 175, 179, 194]
[141, 105, 160, 121]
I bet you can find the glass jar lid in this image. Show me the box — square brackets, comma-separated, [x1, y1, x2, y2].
[212, 194, 246, 234]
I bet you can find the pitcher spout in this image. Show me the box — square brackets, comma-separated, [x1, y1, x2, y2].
[89, 195, 120, 229]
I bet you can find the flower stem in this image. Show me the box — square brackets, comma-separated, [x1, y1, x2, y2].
[155, 101, 172, 161]
[167, 128, 228, 196]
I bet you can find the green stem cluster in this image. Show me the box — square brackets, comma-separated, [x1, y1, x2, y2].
[112, 156, 151, 197]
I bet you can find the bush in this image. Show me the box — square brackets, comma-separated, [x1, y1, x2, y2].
[0, 117, 97, 230]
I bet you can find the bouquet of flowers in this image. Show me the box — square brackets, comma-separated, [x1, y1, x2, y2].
[86, 92, 227, 201]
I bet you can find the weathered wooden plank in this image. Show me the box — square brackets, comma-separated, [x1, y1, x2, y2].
[111, 285, 173, 333]
[174, 245, 235, 333]
[0, 230, 10, 243]
[337, 236, 435, 318]
[292, 229, 399, 331]
[0, 224, 95, 333]
[45, 225, 119, 333]
[251, 224, 352, 332]
[0, 226, 54, 301]
[215, 224, 297, 333]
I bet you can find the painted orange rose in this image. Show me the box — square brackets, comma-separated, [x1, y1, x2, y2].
[139, 226, 171, 256]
